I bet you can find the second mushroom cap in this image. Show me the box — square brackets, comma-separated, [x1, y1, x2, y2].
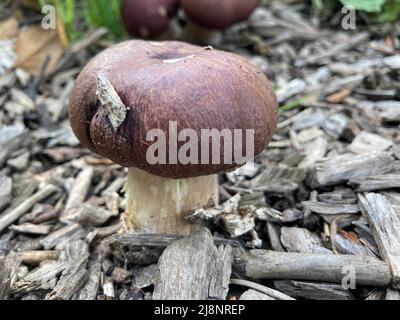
[181, 0, 260, 29]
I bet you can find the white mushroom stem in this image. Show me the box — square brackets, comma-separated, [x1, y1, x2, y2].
[182, 22, 222, 46]
[124, 167, 219, 235]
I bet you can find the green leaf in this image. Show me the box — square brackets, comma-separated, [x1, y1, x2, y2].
[279, 98, 307, 112]
[376, 0, 400, 22]
[339, 0, 387, 12]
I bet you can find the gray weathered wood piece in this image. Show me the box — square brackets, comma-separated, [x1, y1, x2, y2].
[61, 202, 117, 226]
[358, 193, 400, 289]
[12, 241, 89, 295]
[45, 240, 90, 300]
[240, 289, 276, 300]
[266, 222, 285, 252]
[318, 190, 357, 204]
[112, 232, 241, 248]
[0, 184, 59, 233]
[153, 228, 233, 300]
[18, 250, 59, 265]
[348, 131, 393, 154]
[132, 264, 159, 289]
[0, 251, 22, 299]
[298, 32, 369, 66]
[78, 263, 101, 300]
[11, 260, 66, 294]
[235, 249, 391, 286]
[96, 73, 127, 131]
[273, 280, 354, 300]
[350, 174, 400, 192]
[299, 136, 328, 170]
[0, 125, 28, 167]
[190, 193, 257, 238]
[9, 223, 52, 235]
[230, 278, 294, 300]
[46, 267, 88, 300]
[40, 223, 85, 249]
[255, 207, 302, 224]
[0, 175, 12, 212]
[366, 288, 386, 300]
[63, 167, 93, 213]
[306, 153, 393, 188]
[332, 233, 376, 257]
[386, 288, 400, 300]
[280, 227, 332, 254]
[302, 201, 360, 215]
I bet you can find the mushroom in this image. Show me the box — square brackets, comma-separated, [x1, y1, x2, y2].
[69, 40, 278, 235]
[181, 0, 259, 45]
[121, 0, 181, 39]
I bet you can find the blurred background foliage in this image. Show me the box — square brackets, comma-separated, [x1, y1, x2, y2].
[37, 0, 125, 43]
[312, 0, 400, 23]
[33, 0, 400, 45]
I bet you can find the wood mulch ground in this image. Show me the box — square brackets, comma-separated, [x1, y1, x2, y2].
[1, 3, 400, 300]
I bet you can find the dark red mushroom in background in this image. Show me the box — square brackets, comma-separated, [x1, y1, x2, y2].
[69, 40, 278, 235]
[181, 0, 259, 45]
[121, 0, 181, 38]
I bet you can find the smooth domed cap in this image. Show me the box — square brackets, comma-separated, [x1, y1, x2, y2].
[69, 40, 277, 178]
[121, 0, 180, 38]
[182, 0, 259, 29]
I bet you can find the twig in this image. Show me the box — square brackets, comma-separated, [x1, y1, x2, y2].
[0, 184, 58, 233]
[235, 249, 391, 287]
[63, 167, 93, 213]
[230, 278, 295, 300]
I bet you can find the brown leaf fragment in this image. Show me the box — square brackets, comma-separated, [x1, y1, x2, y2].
[13, 25, 64, 75]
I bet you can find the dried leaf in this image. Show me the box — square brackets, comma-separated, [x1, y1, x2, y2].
[13, 25, 64, 75]
[338, 230, 359, 243]
[0, 17, 19, 40]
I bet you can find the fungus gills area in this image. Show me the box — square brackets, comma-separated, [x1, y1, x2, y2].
[125, 167, 219, 235]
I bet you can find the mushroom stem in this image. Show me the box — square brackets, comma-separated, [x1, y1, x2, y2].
[182, 22, 222, 46]
[124, 167, 219, 235]
[155, 19, 182, 41]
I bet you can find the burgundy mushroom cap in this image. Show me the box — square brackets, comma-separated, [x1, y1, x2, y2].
[181, 0, 259, 29]
[121, 0, 180, 38]
[69, 40, 278, 179]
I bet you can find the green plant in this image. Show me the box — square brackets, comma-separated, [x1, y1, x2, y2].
[315, 0, 400, 23]
[375, 0, 400, 22]
[279, 98, 307, 112]
[38, 0, 125, 44]
[339, 0, 386, 12]
[39, 0, 82, 42]
[83, 0, 125, 39]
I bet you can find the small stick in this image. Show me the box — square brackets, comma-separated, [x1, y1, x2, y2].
[236, 249, 392, 287]
[18, 250, 59, 265]
[64, 167, 93, 212]
[0, 185, 58, 233]
[94, 222, 122, 239]
[230, 278, 295, 301]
